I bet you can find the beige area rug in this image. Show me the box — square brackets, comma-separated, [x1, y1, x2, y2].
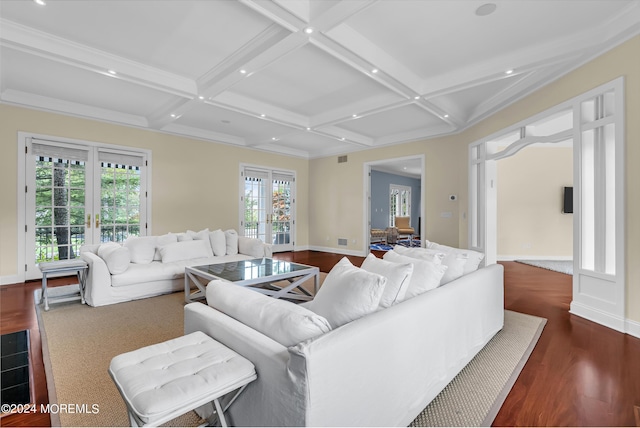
[39, 282, 545, 427]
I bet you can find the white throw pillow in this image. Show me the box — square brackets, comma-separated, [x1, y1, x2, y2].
[209, 229, 226, 257]
[392, 246, 445, 264]
[383, 250, 447, 299]
[187, 228, 214, 257]
[159, 240, 209, 263]
[207, 280, 332, 347]
[225, 229, 239, 255]
[360, 253, 413, 308]
[306, 257, 387, 329]
[176, 233, 193, 242]
[439, 252, 467, 284]
[97, 242, 130, 275]
[425, 241, 485, 275]
[238, 236, 265, 258]
[123, 236, 157, 264]
[153, 233, 178, 261]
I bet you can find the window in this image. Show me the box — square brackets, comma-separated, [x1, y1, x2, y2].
[389, 184, 411, 226]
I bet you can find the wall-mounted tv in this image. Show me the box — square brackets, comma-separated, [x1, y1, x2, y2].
[563, 186, 573, 214]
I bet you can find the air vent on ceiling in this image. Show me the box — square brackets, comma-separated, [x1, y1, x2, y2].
[338, 155, 348, 163]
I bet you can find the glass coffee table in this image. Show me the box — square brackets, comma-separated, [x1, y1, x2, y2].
[185, 258, 319, 303]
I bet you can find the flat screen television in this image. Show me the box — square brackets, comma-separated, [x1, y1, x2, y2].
[563, 186, 573, 214]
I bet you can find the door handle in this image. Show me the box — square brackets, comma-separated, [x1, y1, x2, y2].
[95, 214, 100, 228]
[86, 214, 91, 228]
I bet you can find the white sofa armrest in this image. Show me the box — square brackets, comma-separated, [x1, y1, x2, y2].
[79, 251, 111, 307]
[184, 303, 305, 426]
[263, 243, 273, 258]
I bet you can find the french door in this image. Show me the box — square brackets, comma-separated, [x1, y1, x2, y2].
[240, 165, 295, 253]
[389, 184, 411, 226]
[23, 136, 148, 280]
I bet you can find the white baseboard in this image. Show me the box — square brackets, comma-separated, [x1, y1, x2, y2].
[0, 275, 20, 286]
[308, 245, 367, 257]
[625, 318, 640, 339]
[498, 255, 573, 261]
[570, 301, 626, 333]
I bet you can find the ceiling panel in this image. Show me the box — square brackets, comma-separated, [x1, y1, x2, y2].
[0, 0, 276, 78]
[262, 130, 350, 156]
[173, 102, 297, 143]
[334, 104, 444, 139]
[1, 47, 178, 117]
[228, 43, 401, 116]
[341, 0, 636, 79]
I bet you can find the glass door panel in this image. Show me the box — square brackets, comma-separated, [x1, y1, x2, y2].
[241, 167, 295, 252]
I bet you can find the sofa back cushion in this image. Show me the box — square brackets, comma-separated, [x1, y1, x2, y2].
[153, 233, 178, 261]
[306, 257, 387, 329]
[159, 240, 210, 263]
[360, 254, 413, 308]
[97, 242, 130, 274]
[425, 241, 485, 275]
[187, 228, 214, 258]
[382, 250, 447, 299]
[238, 236, 265, 258]
[207, 280, 332, 347]
[124, 236, 157, 264]
[209, 229, 227, 257]
[225, 229, 239, 255]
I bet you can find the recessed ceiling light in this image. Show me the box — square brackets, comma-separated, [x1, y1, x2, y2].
[371, 69, 379, 74]
[198, 95, 204, 100]
[505, 69, 514, 75]
[352, 114, 358, 118]
[306, 127, 311, 131]
[443, 114, 449, 118]
[240, 69, 247, 74]
[414, 96, 420, 100]
[340, 137, 345, 141]
[475, 3, 497, 16]
[272, 137, 279, 141]
[170, 114, 176, 118]
[304, 27, 314, 34]
[107, 69, 117, 75]
[34, 0, 46, 6]
[260, 114, 266, 118]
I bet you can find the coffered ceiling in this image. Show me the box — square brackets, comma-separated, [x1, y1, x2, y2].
[1, 0, 639, 158]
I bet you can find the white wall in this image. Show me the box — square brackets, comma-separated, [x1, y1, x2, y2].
[497, 145, 573, 260]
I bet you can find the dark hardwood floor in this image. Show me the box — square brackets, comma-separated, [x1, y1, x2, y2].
[1, 252, 638, 426]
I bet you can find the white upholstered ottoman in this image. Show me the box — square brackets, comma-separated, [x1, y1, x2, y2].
[108, 331, 257, 427]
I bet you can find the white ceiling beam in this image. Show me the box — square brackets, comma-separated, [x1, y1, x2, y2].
[238, 0, 307, 32]
[0, 19, 196, 98]
[1, 89, 149, 127]
[161, 123, 247, 147]
[310, 0, 379, 32]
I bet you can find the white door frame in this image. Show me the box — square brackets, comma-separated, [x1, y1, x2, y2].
[239, 163, 296, 252]
[469, 77, 626, 332]
[364, 155, 425, 252]
[17, 132, 152, 282]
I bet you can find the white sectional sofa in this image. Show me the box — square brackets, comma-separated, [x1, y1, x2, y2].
[184, 244, 504, 427]
[80, 228, 272, 307]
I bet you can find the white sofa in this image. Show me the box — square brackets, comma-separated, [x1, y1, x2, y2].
[184, 248, 504, 427]
[80, 228, 272, 307]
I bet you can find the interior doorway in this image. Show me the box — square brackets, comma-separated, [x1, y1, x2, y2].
[364, 155, 425, 252]
[469, 77, 626, 333]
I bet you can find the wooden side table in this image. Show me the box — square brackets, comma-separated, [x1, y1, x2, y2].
[38, 259, 88, 311]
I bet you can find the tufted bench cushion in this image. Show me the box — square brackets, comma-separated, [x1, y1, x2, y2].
[109, 331, 256, 427]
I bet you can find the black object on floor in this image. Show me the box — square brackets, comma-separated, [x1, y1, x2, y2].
[1, 330, 31, 406]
